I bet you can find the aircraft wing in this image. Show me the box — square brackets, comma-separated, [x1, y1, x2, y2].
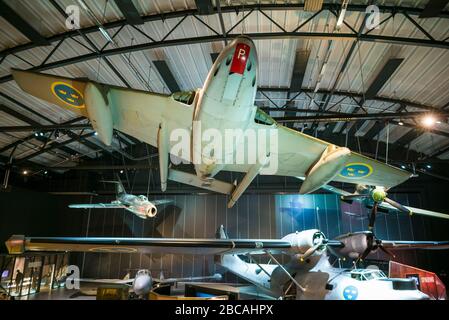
[11, 69, 193, 162]
[379, 202, 449, 220]
[380, 240, 449, 250]
[77, 278, 133, 285]
[5, 235, 294, 256]
[225, 123, 411, 190]
[311, 180, 449, 220]
[69, 203, 127, 209]
[156, 273, 222, 284]
[296, 177, 353, 196]
[152, 199, 174, 206]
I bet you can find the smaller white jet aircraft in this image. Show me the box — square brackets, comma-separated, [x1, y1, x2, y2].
[6, 228, 448, 300]
[69, 177, 172, 219]
[76, 269, 222, 298]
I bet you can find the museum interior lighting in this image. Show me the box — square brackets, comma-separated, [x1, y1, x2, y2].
[422, 115, 437, 127]
[0, 0, 448, 304]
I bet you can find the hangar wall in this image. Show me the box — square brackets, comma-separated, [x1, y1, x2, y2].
[74, 192, 447, 283]
[1, 184, 448, 286]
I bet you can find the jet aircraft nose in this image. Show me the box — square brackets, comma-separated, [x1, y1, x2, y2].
[133, 275, 152, 296]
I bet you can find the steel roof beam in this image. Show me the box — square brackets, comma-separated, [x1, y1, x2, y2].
[419, 0, 449, 18]
[114, 0, 144, 25]
[258, 87, 443, 113]
[153, 60, 181, 93]
[0, 0, 49, 46]
[15, 132, 96, 164]
[1, 3, 448, 59]
[195, 0, 214, 15]
[0, 124, 91, 133]
[273, 111, 449, 123]
[1, 31, 447, 87]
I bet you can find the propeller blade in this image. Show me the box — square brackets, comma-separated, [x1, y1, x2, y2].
[360, 246, 372, 260]
[368, 202, 378, 231]
[341, 194, 370, 201]
[299, 243, 321, 261]
[384, 197, 411, 214]
[379, 245, 396, 259]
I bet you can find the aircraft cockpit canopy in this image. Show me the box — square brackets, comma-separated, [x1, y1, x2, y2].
[172, 90, 196, 105]
[138, 195, 148, 202]
[348, 269, 387, 281]
[254, 108, 275, 126]
[136, 269, 150, 276]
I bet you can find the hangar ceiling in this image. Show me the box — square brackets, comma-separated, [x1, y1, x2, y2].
[0, 0, 449, 178]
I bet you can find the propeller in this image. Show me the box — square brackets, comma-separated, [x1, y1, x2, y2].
[299, 241, 327, 261]
[359, 232, 395, 261]
[297, 236, 342, 261]
[341, 185, 412, 230]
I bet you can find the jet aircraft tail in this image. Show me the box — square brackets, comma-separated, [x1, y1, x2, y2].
[100, 174, 126, 197]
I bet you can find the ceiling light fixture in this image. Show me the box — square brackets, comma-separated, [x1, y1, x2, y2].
[422, 115, 436, 128]
[336, 0, 350, 30]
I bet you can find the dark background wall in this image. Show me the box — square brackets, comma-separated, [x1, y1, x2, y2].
[1, 171, 449, 286]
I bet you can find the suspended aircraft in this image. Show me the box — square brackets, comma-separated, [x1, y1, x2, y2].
[6, 227, 448, 300]
[12, 35, 415, 208]
[68, 176, 172, 219]
[75, 269, 222, 299]
[295, 177, 449, 221]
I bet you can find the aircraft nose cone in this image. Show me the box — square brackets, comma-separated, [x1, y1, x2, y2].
[233, 35, 255, 48]
[133, 276, 151, 296]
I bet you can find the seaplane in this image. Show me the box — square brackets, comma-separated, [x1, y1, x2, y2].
[6, 227, 448, 300]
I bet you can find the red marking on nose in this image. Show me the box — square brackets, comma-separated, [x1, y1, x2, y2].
[230, 43, 250, 75]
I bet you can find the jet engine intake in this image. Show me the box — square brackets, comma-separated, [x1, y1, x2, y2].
[145, 204, 157, 218]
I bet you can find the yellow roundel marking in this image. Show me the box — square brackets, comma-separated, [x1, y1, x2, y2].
[51, 81, 85, 108]
[339, 162, 373, 179]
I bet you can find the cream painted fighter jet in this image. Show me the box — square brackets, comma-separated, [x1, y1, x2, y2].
[69, 176, 172, 219]
[6, 229, 448, 300]
[12, 36, 412, 208]
[76, 269, 222, 299]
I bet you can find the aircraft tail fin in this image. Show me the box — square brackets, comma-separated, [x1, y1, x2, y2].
[215, 225, 229, 239]
[100, 175, 126, 197]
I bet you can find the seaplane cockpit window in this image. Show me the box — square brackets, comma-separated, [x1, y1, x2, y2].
[349, 270, 387, 281]
[172, 90, 196, 105]
[371, 270, 387, 279]
[254, 108, 275, 126]
[351, 273, 364, 281]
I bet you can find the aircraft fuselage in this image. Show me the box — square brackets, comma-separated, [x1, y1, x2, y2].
[193, 36, 258, 179]
[117, 194, 157, 219]
[219, 254, 429, 300]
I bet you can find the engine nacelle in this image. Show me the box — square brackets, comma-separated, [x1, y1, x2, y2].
[329, 232, 374, 259]
[300, 145, 350, 194]
[145, 204, 157, 218]
[282, 229, 326, 256]
[84, 82, 113, 146]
